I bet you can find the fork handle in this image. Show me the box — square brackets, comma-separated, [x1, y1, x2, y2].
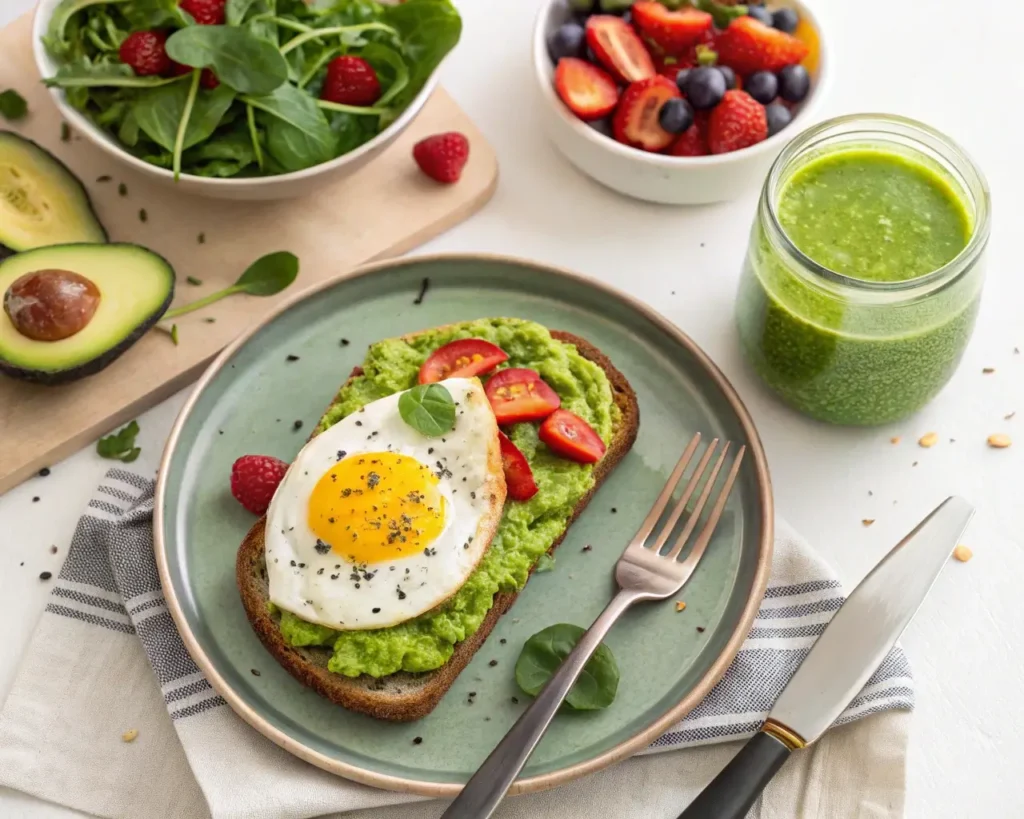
[439, 589, 642, 819]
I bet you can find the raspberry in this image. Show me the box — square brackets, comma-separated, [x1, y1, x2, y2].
[230, 455, 289, 515]
[320, 56, 382, 107]
[119, 31, 171, 77]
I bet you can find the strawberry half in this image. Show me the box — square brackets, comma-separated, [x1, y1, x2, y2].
[613, 76, 680, 152]
[716, 17, 810, 75]
[707, 90, 767, 154]
[585, 15, 655, 84]
[631, 2, 712, 55]
[555, 58, 619, 121]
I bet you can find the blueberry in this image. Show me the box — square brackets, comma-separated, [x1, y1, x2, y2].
[745, 70, 778, 104]
[658, 98, 694, 134]
[777, 64, 810, 103]
[682, 66, 726, 110]
[747, 5, 772, 25]
[772, 8, 799, 33]
[765, 103, 792, 136]
[675, 68, 691, 94]
[548, 22, 586, 63]
[717, 65, 737, 90]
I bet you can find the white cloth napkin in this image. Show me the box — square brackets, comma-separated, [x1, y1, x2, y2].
[0, 469, 914, 819]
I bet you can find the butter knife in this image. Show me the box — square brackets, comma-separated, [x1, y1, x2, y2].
[678, 495, 974, 819]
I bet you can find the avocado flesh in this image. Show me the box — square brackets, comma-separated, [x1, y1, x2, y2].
[0, 131, 107, 257]
[0, 243, 174, 385]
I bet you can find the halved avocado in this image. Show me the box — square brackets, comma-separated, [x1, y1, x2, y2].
[0, 243, 174, 385]
[0, 131, 107, 259]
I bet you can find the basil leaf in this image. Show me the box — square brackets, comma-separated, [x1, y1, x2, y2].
[163, 250, 299, 319]
[134, 81, 236, 153]
[515, 624, 619, 710]
[0, 90, 28, 121]
[97, 420, 142, 462]
[243, 83, 336, 171]
[398, 384, 456, 438]
[534, 553, 556, 573]
[166, 25, 289, 95]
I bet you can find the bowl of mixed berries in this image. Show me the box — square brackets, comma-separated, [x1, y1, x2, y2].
[532, 0, 826, 204]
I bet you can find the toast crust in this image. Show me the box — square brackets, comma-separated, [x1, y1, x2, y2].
[236, 329, 639, 721]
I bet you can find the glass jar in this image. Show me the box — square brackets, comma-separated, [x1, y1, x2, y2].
[735, 114, 991, 426]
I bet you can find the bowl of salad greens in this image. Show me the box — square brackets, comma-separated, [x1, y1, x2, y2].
[33, 0, 462, 199]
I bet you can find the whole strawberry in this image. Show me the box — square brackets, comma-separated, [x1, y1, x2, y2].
[413, 132, 470, 184]
[180, 0, 226, 26]
[321, 56, 381, 106]
[715, 17, 809, 75]
[231, 455, 288, 515]
[119, 31, 171, 77]
[707, 90, 767, 154]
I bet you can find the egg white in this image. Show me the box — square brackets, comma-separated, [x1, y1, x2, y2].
[265, 377, 506, 630]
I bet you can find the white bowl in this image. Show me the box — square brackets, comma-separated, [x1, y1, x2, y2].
[31, 0, 443, 200]
[532, 0, 829, 205]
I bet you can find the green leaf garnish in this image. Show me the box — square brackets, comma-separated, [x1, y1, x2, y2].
[163, 250, 298, 319]
[0, 90, 28, 121]
[515, 624, 619, 710]
[170, 323, 179, 345]
[534, 553, 556, 573]
[398, 383, 456, 438]
[97, 420, 141, 463]
[694, 0, 748, 29]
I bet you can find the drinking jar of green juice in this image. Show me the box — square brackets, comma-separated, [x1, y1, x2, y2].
[735, 114, 991, 426]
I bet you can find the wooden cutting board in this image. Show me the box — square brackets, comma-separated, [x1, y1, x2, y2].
[0, 13, 498, 494]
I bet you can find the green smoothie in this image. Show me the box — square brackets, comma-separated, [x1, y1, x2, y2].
[737, 145, 982, 425]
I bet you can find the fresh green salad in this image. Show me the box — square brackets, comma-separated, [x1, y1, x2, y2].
[43, 0, 461, 179]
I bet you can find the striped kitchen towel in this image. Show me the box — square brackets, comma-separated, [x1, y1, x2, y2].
[0, 469, 914, 819]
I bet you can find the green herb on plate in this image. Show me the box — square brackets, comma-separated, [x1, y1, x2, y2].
[398, 383, 456, 438]
[0, 89, 28, 121]
[163, 249, 298, 318]
[534, 553, 556, 573]
[515, 623, 620, 711]
[97, 419, 141, 462]
[186, 275, 202, 285]
[170, 323, 179, 345]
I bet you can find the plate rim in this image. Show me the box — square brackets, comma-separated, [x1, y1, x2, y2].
[154, 251, 774, 797]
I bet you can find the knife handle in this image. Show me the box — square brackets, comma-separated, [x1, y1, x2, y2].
[676, 730, 792, 819]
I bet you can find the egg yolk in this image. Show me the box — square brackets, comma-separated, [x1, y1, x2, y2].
[307, 452, 446, 564]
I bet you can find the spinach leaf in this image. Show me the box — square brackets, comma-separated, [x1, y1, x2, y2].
[45, 62, 185, 89]
[382, 0, 461, 109]
[97, 420, 141, 463]
[166, 25, 289, 95]
[163, 251, 299, 318]
[0, 90, 28, 121]
[118, 110, 140, 146]
[328, 110, 377, 155]
[515, 624, 620, 711]
[134, 81, 236, 154]
[182, 124, 257, 177]
[225, 0, 260, 25]
[360, 43, 409, 109]
[242, 83, 336, 171]
[398, 383, 456, 438]
[121, 0, 191, 28]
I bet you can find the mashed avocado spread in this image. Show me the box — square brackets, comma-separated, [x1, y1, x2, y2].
[274, 318, 618, 678]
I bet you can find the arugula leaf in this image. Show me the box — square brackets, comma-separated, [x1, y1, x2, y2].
[45, 62, 186, 89]
[242, 83, 336, 171]
[163, 251, 299, 318]
[398, 383, 456, 438]
[515, 624, 620, 711]
[97, 420, 142, 463]
[134, 81, 236, 154]
[45, 0, 128, 57]
[166, 25, 289, 95]
[0, 90, 28, 121]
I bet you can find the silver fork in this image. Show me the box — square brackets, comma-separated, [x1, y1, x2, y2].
[440, 432, 746, 819]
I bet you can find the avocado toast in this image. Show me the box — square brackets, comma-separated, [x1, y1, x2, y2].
[237, 320, 639, 721]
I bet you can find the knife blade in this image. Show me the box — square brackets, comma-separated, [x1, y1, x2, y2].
[678, 495, 975, 819]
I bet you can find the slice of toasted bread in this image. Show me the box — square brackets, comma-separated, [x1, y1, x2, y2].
[236, 330, 639, 721]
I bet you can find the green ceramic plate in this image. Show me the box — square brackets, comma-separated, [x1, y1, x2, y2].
[155, 254, 772, 796]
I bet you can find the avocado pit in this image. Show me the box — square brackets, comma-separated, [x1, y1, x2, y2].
[4, 268, 100, 341]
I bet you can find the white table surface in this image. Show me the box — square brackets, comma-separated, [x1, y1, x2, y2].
[2, 0, 1021, 816]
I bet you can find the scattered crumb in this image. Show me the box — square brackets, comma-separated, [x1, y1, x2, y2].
[60, 122, 71, 142]
[918, 432, 938, 448]
[32, 496, 39, 502]
[675, 601, 687, 612]
[204, 317, 215, 323]
[286, 354, 300, 362]
[582, 544, 592, 552]
[293, 420, 303, 431]
[118, 183, 128, 197]
[197, 232, 206, 244]
[949, 438, 956, 444]
[610, 507, 617, 514]
[890, 437, 901, 445]
[983, 367, 995, 374]
[250, 668, 261, 676]
[1016, 347, 1020, 355]
[1006, 411, 1016, 421]
[50, 546, 57, 554]
[121, 729, 138, 743]
[511, 696, 519, 704]
[412, 736, 423, 745]
[700, 242, 705, 248]
[499, 638, 506, 644]
[953, 544, 973, 562]
[139, 208, 148, 223]
[186, 276, 202, 286]
[912, 461, 919, 467]
[867, 490, 873, 496]
[39, 571, 52, 581]
[96, 175, 112, 183]
[39, 467, 50, 477]
[696, 626, 705, 633]
[340, 338, 350, 346]
[488, 659, 497, 667]
[19, 562, 24, 567]
[987, 433, 1012, 449]
[862, 519, 875, 527]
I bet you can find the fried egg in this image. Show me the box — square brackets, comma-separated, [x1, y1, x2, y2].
[265, 377, 506, 631]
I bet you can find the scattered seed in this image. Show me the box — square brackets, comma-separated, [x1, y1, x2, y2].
[139, 208, 148, 223]
[953, 545, 973, 563]
[293, 420, 303, 431]
[412, 736, 423, 745]
[1016, 347, 1020, 355]
[918, 432, 938, 448]
[39, 467, 50, 477]
[582, 544, 592, 552]
[862, 519, 875, 527]
[987, 433, 1011, 449]
[60, 122, 71, 142]
[1005, 411, 1016, 421]
[488, 659, 498, 667]
[39, 571, 52, 581]
[250, 668, 261, 676]
[118, 183, 128, 196]
[511, 696, 519, 704]
[610, 507, 617, 514]
[170, 324, 179, 346]
[675, 601, 686, 612]
[983, 367, 995, 374]
[696, 626, 705, 633]
[50, 546, 57, 554]
[912, 461, 919, 467]
[186, 276, 202, 286]
[96, 175, 112, 183]
[499, 638, 506, 644]
[204, 317, 216, 323]
[197, 232, 206, 244]
[340, 338, 350, 346]
[122, 729, 138, 743]
[867, 490, 873, 497]
[32, 496, 39, 502]
[890, 436, 901, 445]
[286, 354, 299, 362]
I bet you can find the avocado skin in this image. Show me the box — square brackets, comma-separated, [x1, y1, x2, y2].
[0, 131, 109, 256]
[0, 243, 175, 386]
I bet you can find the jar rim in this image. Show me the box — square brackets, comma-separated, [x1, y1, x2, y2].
[762, 113, 991, 298]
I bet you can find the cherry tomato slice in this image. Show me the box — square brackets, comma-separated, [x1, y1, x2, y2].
[498, 431, 539, 501]
[419, 338, 509, 384]
[538, 409, 606, 464]
[485, 368, 561, 424]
